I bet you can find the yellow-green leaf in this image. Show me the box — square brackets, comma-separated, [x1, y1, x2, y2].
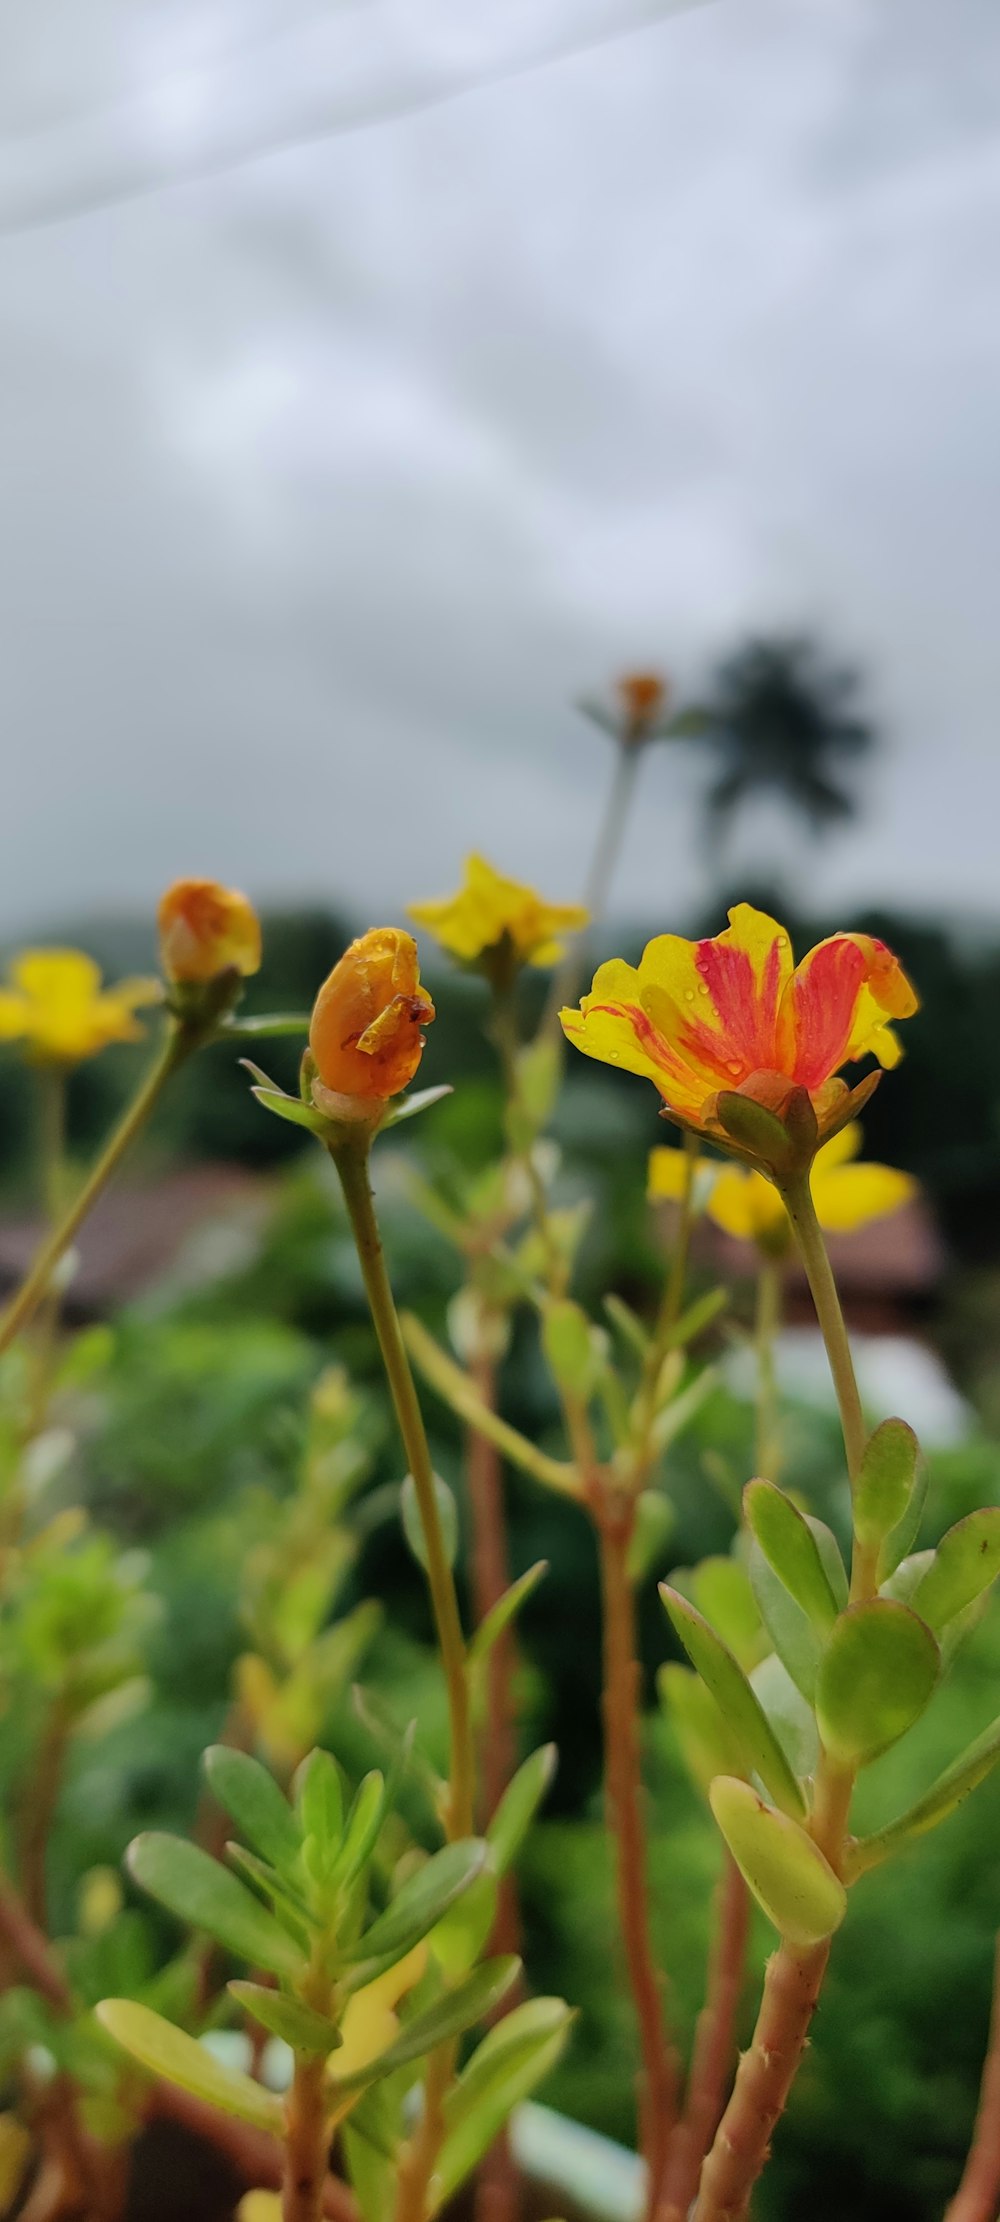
[708, 1778, 846, 1948]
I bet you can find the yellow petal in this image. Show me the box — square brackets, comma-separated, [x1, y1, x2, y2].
[812, 1163, 917, 1234]
[706, 1167, 785, 1242]
[411, 853, 587, 967]
[237, 2195, 281, 2222]
[813, 1121, 862, 1173]
[648, 1146, 712, 1200]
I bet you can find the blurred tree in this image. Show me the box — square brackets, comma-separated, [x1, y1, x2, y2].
[698, 636, 875, 842]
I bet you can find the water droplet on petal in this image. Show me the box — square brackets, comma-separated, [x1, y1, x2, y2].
[697, 981, 710, 996]
[683, 988, 695, 1003]
[726, 1060, 742, 1077]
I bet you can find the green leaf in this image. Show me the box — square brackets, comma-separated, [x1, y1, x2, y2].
[745, 1484, 839, 1636]
[658, 1664, 745, 1799]
[400, 1473, 458, 1573]
[95, 2000, 282, 2132]
[805, 1517, 849, 1611]
[749, 1654, 819, 1780]
[847, 1715, 1000, 1878]
[331, 1771, 389, 1891]
[435, 1999, 574, 2208]
[626, 1493, 676, 1584]
[878, 1451, 929, 1582]
[228, 1982, 341, 2055]
[748, 1542, 821, 1701]
[708, 1778, 847, 1948]
[430, 1872, 498, 1979]
[467, 1564, 548, 1673]
[911, 1510, 1000, 1633]
[380, 1085, 454, 1131]
[343, 1841, 487, 1986]
[854, 1419, 919, 1553]
[660, 1587, 806, 1817]
[542, 1302, 602, 1399]
[815, 1601, 940, 1767]
[487, 1747, 557, 1875]
[126, 1834, 304, 1978]
[662, 1285, 728, 1352]
[294, 1749, 344, 1853]
[203, 1748, 301, 1875]
[602, 1293, 650, 1361]
[329, 1959, 520, 2093]
[688, 1557, 763, 1672]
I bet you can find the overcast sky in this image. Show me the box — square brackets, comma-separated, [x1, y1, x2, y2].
[2, 0, 998, 948]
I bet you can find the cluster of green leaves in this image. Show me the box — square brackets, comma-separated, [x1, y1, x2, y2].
[663, 1419, 1000, 1944]
[97, 1737, 571, 2220]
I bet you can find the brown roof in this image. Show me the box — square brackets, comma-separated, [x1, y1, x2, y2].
[0, 1165, 269, 1315]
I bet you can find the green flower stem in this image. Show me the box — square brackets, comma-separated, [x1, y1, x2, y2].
[753, 1254, 783, 1480]
[0, 1023, 193, 1361]
[779, 1173, 866, 1487]
[331, 1137, 475, 1841]
[23, 1065, 69, 1441]
[544, 740, 642, 1032]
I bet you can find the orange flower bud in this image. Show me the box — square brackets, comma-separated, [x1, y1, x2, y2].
[309, 929, 435, 1103]
[617, 670, 670, 733]
[158, 879, 262, 985]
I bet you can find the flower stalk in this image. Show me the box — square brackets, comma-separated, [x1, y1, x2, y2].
[330, 1133, 474, 1842]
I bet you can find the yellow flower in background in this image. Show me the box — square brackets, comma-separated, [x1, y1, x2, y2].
[563, 903, 918, 1151]
[327, 1943, 428, 2088]
[0, 950, 160, 1066]
[410, 853, 588, 971]
[310, 928, 434, 1103]
[649, 1123, 916, 1250]
[236, 2196, 280, 2222]
[158, 878, 262, 985]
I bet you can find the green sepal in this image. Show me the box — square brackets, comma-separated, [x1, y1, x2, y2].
[203, 1747, 301, 1875]
[744, 1482, 839, 1638]
[242, 1063, 331, 1136]
[910, 1509, 1000, 1634]
[847, 1715, 1000, 1878]
[487, 1746, 557, 1875]
[709, 1777, 846, 1947]
[854, 1419, 918, 1553]
[328, 1958, 520, 2095]
[660, 1586, 806, 1817]
[815, 1601, 940, 1767]
[228, 1982, 341, 2055]
[126, 1833, 304, 1978]
[95, 2000, 282, 2131]
[380, 1086, 454, 1131]
[715, 1093, 793, 1173]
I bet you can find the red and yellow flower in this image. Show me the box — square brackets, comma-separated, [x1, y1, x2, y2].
[158, 879, 262, 985]
[562, 903, 917, 1167]
[310, 928, 434, 1104]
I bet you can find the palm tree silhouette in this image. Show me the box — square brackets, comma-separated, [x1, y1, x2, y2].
[698, 636, 875, 841]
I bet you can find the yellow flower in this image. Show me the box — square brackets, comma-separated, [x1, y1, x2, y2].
[649, 1123, 917, 1249]
[563, 903, 918, 1158]
[310, 928, 434, 1103]
[327, 1943, 428, 2087]
[0, 950, 160, 1066]
[157, 879, 262, 985]
[410, 853, 588, 971]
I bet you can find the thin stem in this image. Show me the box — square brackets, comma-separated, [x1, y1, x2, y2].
[19, 1703, 69, 1928]
[658, 1856, 750, 2222]
[945, 1935, 1000, 2222]
[691, 1940, 830, 2222]
[332, 1139, 474, 1841]
[393, 2044, 452, 2222]
[631, 1131, 698, 1490]
[779, 1174, 865, 1487]
[753, 1255, 783, 1480]
[545, 743, 642, 1032]
[23, 1066, 68, 1441]
[283, 2054, 330, 2222]
[0, 1025, 191, 1360]
[596, 1495, 680, 2213]
[467, 1349, 518, 1834]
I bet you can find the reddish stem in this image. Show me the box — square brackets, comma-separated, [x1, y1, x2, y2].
[691, 1940, 829, 2222]
[945, 1935, 1000, 2222]
[659, 1856, 749, 2222]
[595, 1493, 680, 2213]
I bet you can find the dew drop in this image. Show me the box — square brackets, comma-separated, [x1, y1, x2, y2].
[683, 988, 696, 1003]
[697, 981, 710, 996]
[726, 1059, 742, 1077]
